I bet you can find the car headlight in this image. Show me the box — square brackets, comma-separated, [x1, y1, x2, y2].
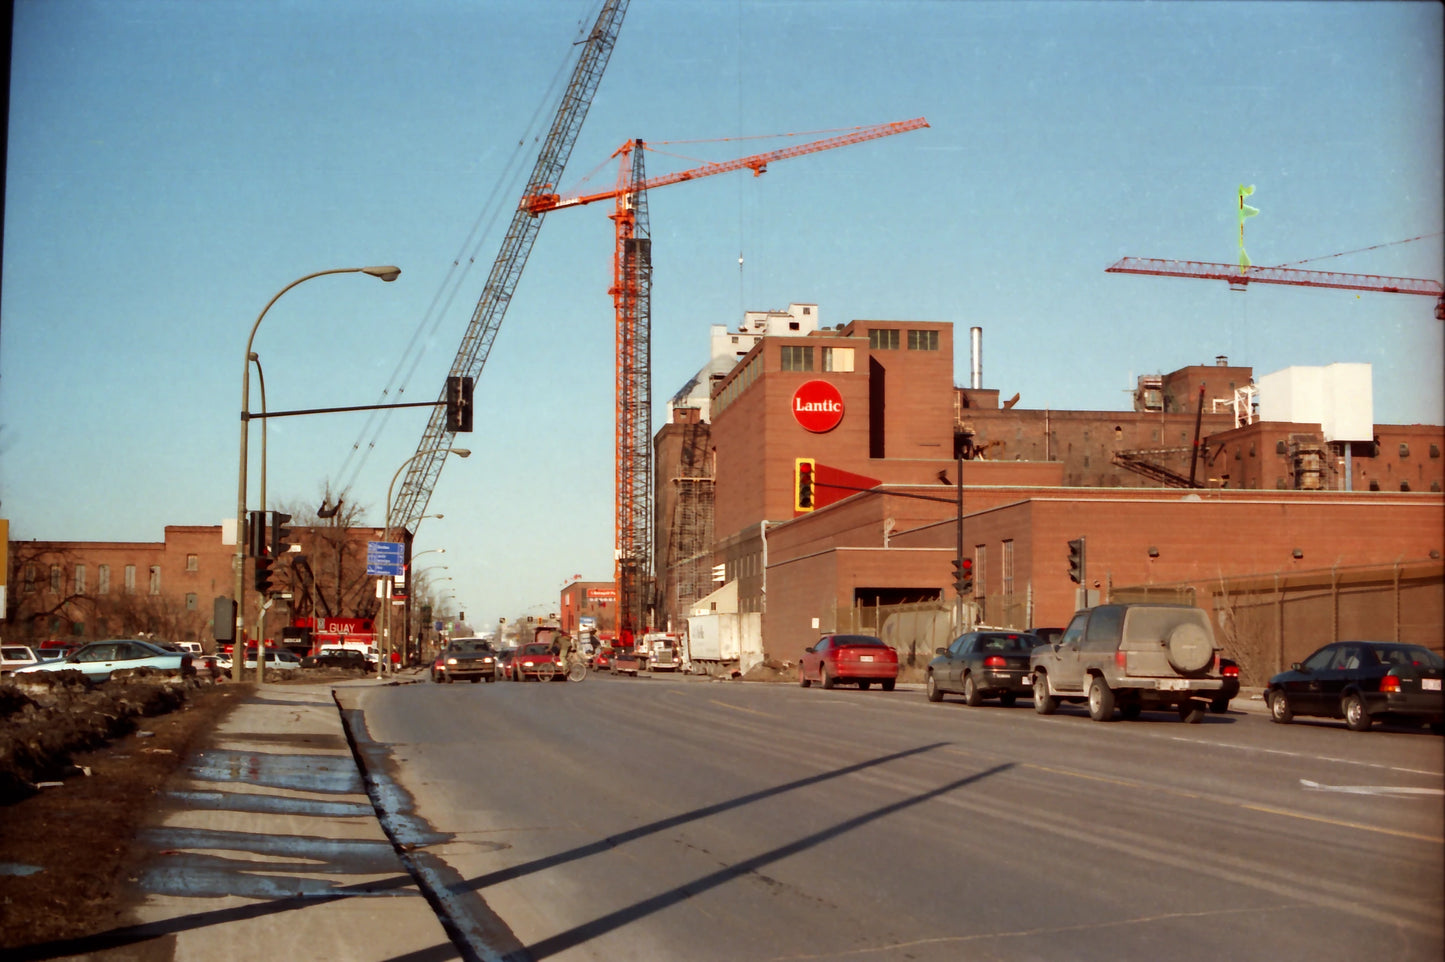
[446, 658, 458, 665]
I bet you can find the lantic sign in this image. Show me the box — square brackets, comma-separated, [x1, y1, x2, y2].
[792, 380, 845, 433]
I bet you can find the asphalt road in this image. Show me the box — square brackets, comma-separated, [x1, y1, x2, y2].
[341, 673, 1444, 962]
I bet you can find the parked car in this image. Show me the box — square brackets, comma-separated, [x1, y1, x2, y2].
[244, 649, 302, 672]
[1031, 627, 1065, 647]
[432, 640, 498, 683]
[1030, 603, 1226, 723]
[926, 630, 1041, 706]
[512, 642, 561, 681]
[302, 648, 370, 671]
[798, 634, 899, 691]
[497, 647, 518, 676]
[1265, 641, 1445, 733]
[1212, 657, 1241, 713]
[13, 639, 192, 680]
[2, 645, 43, 675]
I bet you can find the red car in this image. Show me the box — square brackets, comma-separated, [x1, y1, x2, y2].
[799, 634, 899, 691]
[512, 642, 562, 681]
[592, 647, 612, 671]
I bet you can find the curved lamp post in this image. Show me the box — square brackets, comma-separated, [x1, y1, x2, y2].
[233, 266, 400, 684]
[380, 447, 470, 677]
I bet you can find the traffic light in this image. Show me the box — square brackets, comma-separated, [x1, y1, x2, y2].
[270, 512, 294, 556]
[1068, 537, 1086, 584]
[247, 510, 266, 558]
[253, 553, 273, 594]
[445, 375, 474, 433]
[794, 458, 816, 512]
[953, 556, 974, 594]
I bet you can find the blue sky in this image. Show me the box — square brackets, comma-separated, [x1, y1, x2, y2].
[3, 0, 1441, 628]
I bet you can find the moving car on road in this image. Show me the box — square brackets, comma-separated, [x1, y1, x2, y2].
[926, 630, 1041, 706]
[302, 648, 370, 671]
[1030, 603, 1226, 723]
[243, 650, 302, 672]
[512, 643, 561, 682]
[13, 639, 192, 680]
[798, 634, 899, 691]
[1266, 641, 1445, 732]
[433, 639, 499, 683]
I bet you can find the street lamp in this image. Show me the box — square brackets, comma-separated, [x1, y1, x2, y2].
[234, 266, 401, 684]
[381, 447, 470, 677]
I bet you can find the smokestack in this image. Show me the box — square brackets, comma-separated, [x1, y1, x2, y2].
[970, 326, 983, 389]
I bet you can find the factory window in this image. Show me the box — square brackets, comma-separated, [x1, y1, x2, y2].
[24, 565, 36, 594]
[125, 565, 136, 594]
[1431, 444, 1440, 459]
[973, 545, 986, 598]
[149, 565, 161, 595]
[1001, 541, 1014, 599]
[1399, 443, 1410, 458]
[1400, 480, 1411, 492]
[1276, 440, 1287, 455]
[75, 565, 86, 595]
[1369, 480, 1380, 491]
[186, 593, 198, 611]
[186, 553, 199, 572]
[789, 321, 800, 331]
[780, 345, 813, 372]
[50, 566, 61, 593]
[98, 565, 110, 595]
[907, 329, 938, 351]
[869, 328, 899, 350]
[823, 347, 854, 372]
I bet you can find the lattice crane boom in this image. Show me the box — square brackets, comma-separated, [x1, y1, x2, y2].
[388, 0, 628, 536]
[1106, 256, 1444, 319]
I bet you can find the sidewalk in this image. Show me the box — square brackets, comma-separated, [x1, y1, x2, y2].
[104, 678, 459, 962]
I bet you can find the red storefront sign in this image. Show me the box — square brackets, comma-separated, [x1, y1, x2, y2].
[792, 380, 844, 433]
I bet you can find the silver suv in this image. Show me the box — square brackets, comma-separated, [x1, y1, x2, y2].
[1030, 603, 1225, 723]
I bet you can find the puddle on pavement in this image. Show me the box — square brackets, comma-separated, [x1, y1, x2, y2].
[1, 862, 43, 877]
[166, 788, 374, 818]
[184, 748, 365, 794]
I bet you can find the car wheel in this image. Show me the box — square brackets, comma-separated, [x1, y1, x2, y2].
[926, 672, 942, 702]
[799, 666, 812, 688]
[485, 675, 495, 683]
[858, 680, 872, 691]
[1343, 693, 1373, 732]
[1087, 676, 1116, 721]
[446, 674, 455, 684]
[822, 666, 836, 690]
[1209, 697, 1230, 714]
[1000, 692, 1018, 707]
[1429, 722, 1445, 736]
[471, 676, 481, 684]
[1033, 672, 1057, 715]
[1178, 700, 1206, 724]
[1120, 702, 1142, 720]
[1268, 690, 1294, 724]
[962, 673, 983, 707]
[881, 678, 895, 692]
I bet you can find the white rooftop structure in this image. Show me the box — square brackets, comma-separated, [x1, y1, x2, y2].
[667, 303, 821, 422]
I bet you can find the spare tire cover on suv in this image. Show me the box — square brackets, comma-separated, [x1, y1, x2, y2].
[1165, 623, 1213, 675]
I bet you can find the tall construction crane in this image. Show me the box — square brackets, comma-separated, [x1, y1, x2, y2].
[524, 116, 929, 640]
[387, 0, 628, 536]
[1105, 257, 1444, 319]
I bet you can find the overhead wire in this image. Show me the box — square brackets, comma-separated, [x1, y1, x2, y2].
[1270, 231, 1443, 269]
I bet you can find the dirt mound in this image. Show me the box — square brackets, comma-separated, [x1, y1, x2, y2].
[0, 671, 197, 803]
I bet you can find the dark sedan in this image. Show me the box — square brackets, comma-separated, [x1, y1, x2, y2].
[1266, 641, 1444, 732]
[302, 648, 369, 671]
[926, 630, 1041, 706]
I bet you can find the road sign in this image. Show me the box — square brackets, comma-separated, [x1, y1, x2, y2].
[366, 541, 406, 577]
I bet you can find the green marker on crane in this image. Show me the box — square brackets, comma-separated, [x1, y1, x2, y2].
[1238, 184, 1259, 273]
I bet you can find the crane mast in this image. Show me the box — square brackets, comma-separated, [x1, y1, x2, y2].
[388, 0, 629, 535]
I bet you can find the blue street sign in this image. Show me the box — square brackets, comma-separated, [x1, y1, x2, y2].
[366, 541, 406, 577]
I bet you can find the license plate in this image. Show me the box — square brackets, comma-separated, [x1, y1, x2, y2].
[1157, 679, 1189, 691]
[860, 655, 874, 662]
[1424, 678, 1442, 691]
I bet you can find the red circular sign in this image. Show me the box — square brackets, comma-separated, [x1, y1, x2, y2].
[792, 380, 845, 433]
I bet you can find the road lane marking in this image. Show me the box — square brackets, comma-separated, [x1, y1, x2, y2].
[1300, 778, 1445, 797]
[707, 699, 774, 718]
[1166, 736, 1442, 777]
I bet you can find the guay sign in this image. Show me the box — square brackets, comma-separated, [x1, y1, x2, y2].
[792, 380, 844, 433]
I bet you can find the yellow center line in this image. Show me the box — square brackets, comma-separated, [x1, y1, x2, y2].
[708, 698, 774, 718]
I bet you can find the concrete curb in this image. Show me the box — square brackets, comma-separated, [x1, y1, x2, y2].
[120, 682, 460, 961]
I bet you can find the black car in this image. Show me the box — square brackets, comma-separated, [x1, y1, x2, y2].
[301, 648, 369, 671]
[1211, 657, 1241, 713]
[1266, 641, 1445, 732]
[926, 630, 1042, 706]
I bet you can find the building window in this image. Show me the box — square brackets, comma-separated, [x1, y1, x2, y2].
[780, 345, 813, 372]
[186, 553, 199, 572]
[186, 592, 198, 611]
[823, 347, 855, 372]
[1399, 443, 1410, 458]
[51, 565, 61, 593]
[24, 564, 36, 594]
[1430, 444, 1440, 459]
[98, 565, 110, 595]
[1400, 480, 1411, 492]
[124, 565, 136, 594]
[907, 329, 938, 351]
[868, 328, 899, 350]
[75, 565, 87, 595]
[789, 321, 800, 330]
[149, 565, 162, 595]
[1001, 540, 1014, 599]
[973, 545, 986, 598]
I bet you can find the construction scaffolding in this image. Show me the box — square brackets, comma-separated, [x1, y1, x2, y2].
[663, 420, 715, 629]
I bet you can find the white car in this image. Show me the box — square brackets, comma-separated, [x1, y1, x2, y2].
[243, 650, 302, 671]
[2, 644, 42, 675]
[13, 639, 191, 680]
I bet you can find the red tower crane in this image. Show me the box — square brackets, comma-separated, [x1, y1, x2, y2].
[525, 117, 929, 641]
[1105, 256, 1444, 319]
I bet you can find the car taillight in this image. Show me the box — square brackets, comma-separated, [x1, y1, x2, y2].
[1115, 650, 1128, 669]
[1222, 663, 1239, 678]
[1380, 674, 1400, 693]
[983, 655, 1007, 668]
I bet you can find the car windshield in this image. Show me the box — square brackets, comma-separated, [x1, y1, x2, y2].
[522, 644, 552, 655]
[1375, 645, 1445, 669]
[977, 633, 1038, 652]
[832, 635, 885, 648]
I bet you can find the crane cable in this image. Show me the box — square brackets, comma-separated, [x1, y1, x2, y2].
[329, 4, 601, 496]
[1270, 231, 1442, 269]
